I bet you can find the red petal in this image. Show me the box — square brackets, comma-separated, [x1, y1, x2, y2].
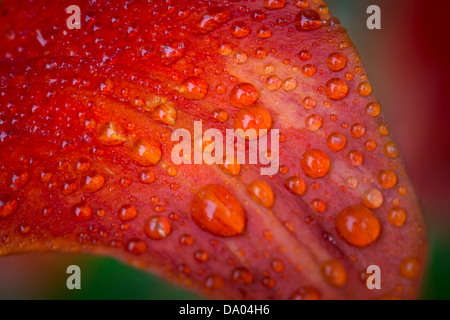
[0, 0, 426, 299]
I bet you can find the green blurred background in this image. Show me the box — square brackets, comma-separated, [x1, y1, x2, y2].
[1, 0, 449, 299]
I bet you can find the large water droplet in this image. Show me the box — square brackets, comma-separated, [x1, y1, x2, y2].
[300, 149, 330, 178]
[336, 205, 380, 247]
[191, 184, 246, 237]
[229, 83, 259, 108]
[295, 9, 322, 31]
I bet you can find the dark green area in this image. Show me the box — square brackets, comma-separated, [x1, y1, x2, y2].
[421, 231, 450, 300]
[46, 255, 202, 300]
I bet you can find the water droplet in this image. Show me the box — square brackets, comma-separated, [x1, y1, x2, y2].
[362, 188, 384, 209]
[301, 64, 316, 77]
[218, 43, 232, 56]
[327, 132, 346, 151]
[118, 205, 138, 221]
[231, 267, 253, 284]
[300, 149, 330, 178]
[229, 83, 259, 108]
[311, 199, 327, 213]
[126, 239, 147, 255]
[350, 123, 366, 138]
[264, 0, 286, 10]
[160, 41, 186, 65]
[302, 97, 317, 109]
[180, 77, 209, 100]
[365, 140, 377, 151]
[298, 49, 311, 61]
[305, 114, 323, 131]
[388, 207, 407, 227]
[285, 176, 306, 195]
[230, 22, 250, 38]
[256, 27, 272, 39]
[378, 124, 389, 136]
[219, 156, 241, 176]
[76, 159, 91, 173]
[120, 177, 132, 187]
[213, 109, 229, 123]
[247, 180, 275, 208]
[384, 142, 399, 158]
[320, 260, 347, 287]
[294, 0, 309, 9]
[179, 234, 195, 246]
[234, 51, 248, 64]
[40, 170, 53, 183]
[233, 106, 272, 140]
[336, 205, 380, 247]
[366, 102, 381, 117]
[346, 176, 358, 189]
[61, 180, 79, 196]
[73, 203, 93, 222]
[282, 78, 297, 91]
[139, 170, 155, 184]
[152, 102, 177, 126]
[399, 257, 421, 279]
[9, 171, 30, 191]
[129, 138, 162, 166]
[196, 8, 231, 33]
[205, 274, 224, 290]
[191, 184, 246, 237]
[295, 9, 322, 31]
[358, 82, 372, 96]
[327, 52, 347, 72]
[98, 122, 127, 146]
[271, 259, 285, 273]
[251, 10, 266, 22]
[144, 216, 172, 240]
[325, 78, 349, 100]
[100, 78, 114, 92]
[0, 195, 18, 219]
[265, 75, 282, 91]
[290, 287, 321, 300]
[195, 249, 209, 262]
[347, 150, 363, 166]
[82, 171, 105, 192]
[378, 170, 398, 189]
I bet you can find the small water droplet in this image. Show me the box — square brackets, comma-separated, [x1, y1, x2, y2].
[388, 207, 407, 227]
[82, 171, 105, 192]
[73, 203, 93, 222]
[247, 180, 275, 208]
[325, 78, 348, 100]
[0, 195, 18, 219]
[118, 205, 138, 221]
[327, 132, 346, 151]
[144, 216, 172, 240]
[327, 52, 347, 72]
[362, 188, 384, 209]
[321, 260, 347, 287]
